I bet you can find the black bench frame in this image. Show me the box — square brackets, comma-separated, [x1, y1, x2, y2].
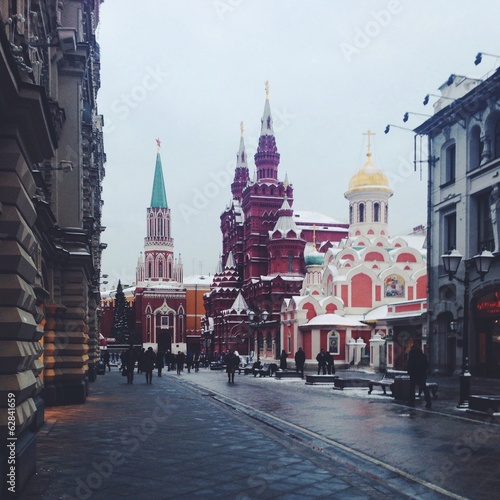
[368, 370, 438, 398]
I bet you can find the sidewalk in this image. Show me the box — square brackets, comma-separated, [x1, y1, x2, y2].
[19, 369, 425, 500]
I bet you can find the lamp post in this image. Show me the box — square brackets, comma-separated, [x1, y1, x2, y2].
[247, 309, 269, 363]
[442, 248, 494, 408]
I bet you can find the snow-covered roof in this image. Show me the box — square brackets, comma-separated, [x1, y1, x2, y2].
[293, 210, 347, 226]
[305, 313, 366, 327]
[183, 275, 212, 285]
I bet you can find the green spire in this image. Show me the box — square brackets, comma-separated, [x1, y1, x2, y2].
[151, 152, 168, 208]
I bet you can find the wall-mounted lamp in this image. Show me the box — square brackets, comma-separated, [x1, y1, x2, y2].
[403, 112, 431, 123]
[423, 94, 457, 106]
[449, 320, 459, 333]
[384, 124, 413, 134]
[474, 52, 500, 66]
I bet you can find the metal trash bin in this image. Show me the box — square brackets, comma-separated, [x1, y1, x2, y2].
[392, 375, 410, 400]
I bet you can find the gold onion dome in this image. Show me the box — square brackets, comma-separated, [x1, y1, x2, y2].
[347, 152, 392, 193]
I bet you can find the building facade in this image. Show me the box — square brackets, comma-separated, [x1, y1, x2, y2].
[281, 139, 428, 371]
[0, 0, 105, 491]
[204, 87, 349, 359]
[416, 68, 500, 378]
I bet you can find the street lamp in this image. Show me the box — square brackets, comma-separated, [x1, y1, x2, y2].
[441, 248, 494, 408]
[247, 309, 268, 362]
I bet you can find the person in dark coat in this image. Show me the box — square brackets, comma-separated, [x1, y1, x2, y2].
[103, 350, 111, 371]
[176, 351, 186, 375]
[316, 349, 328, 375]
[279, 349, 288, 370]
[124, 346, 136, 384]
[326, 351, 335, 375]
[143, 347, 156, 384]
[186, 351, 194, 373]
[225, 349, 239, 383]
[294, 347, 306, 378]
[155, 350, 164, 377]
[407, 340, 431, 408]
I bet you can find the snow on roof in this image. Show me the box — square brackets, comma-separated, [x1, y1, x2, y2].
[183, 275, 212, 286]
[305, 313, 366, 327]
[293, 210, 347, 226]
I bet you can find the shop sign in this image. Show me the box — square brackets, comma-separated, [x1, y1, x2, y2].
[475, 291, 500, 316]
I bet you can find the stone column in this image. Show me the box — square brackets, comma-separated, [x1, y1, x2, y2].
[369, 333, 386, 370]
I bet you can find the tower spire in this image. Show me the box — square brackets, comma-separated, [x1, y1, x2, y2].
[255, 81, 280, 181]
[231, 122, 250, 201]
[151, 144, 168, 208]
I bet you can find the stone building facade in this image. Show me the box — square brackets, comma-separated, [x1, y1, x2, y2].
[0, 0, 105, 492]
[415, 67, 500, 378]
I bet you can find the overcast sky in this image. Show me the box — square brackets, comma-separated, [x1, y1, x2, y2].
[97, 0, 500, 288]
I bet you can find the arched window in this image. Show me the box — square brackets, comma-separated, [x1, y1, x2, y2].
[288, 254, 293, 273]
[158, 260, 163, 277]
[158, 214, 163, 236]
[385, 204, 388, 223]
[445, 143, 456, 183]
[349, 205, 353, 224]
[373, 202, 380, 222]
[328, 331, 339, 355]
[469, 126, 482, 170]
[148, 262, 152, 277]
[495, 119, 500, 159]
[359, 203, 365, 222]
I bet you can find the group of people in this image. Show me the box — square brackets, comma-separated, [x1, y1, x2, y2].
[117, 341, 431, 407]
[119, 347, 205, 384]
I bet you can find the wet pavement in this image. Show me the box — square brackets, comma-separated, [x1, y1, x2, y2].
[18, 367, 500, 499]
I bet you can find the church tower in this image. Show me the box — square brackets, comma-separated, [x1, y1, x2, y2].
[241, 82, 293, 280]
[139, 139, 175, 282]
[344, 130, 393, 239]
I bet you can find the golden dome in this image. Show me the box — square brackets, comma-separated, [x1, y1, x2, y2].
[347, 152, 392, 192]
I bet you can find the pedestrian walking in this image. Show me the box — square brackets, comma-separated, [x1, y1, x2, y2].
[316, 349, 328, 375]
[176, 351, 186, 375]
[186, 351, 194, 373]
[279, 349, 288, 370]
[225, 349, 238, 383]
[156, 350, 164, 377]
[103, 350, 111, 371]
[124, 345, 136, 384]
[326, 351, 335, 375]
[295, 347, 306, 377]
[137, 347, 145, 374]
[143, 346, 156, 384]
[193, 352, 201, 372]
[407, 340, 432, 408]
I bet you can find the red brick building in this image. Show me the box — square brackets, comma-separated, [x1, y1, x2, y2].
[203, 87, 348, 359]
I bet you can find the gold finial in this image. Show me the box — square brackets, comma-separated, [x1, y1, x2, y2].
[156, 138, 161, 152]
[265, 80, 270, 100]
[240, 121, 244, 137]
[362, 129, 375, 157]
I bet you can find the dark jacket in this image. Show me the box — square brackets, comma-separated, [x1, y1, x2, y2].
[407, 345, 429, 380]
[143, 348, 156, 371]
[316, 351, 327, 366]
[279, 350, 288, 369]
[295, 349, 306, 367]
[225, 353, 239, 373]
